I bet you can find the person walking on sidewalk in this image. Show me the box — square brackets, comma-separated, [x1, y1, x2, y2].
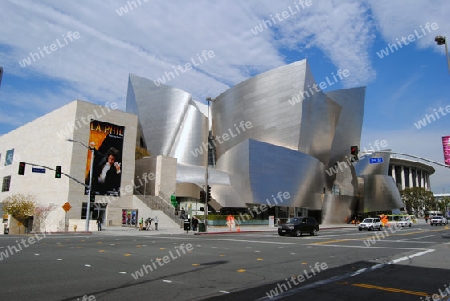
[192, 216, 198, 231]
[154, 216, 159, 230]
[97, 217, 103, 231]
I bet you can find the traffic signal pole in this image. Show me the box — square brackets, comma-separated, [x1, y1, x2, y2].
[17, 162, 88, 187]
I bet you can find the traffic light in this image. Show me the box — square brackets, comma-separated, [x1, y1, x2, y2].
[55, 166, 62, 178]
[350, 146, 359, 162]
[207, 185, 211, 201]
[200, 190, 205, 201]
[90, 191, 95, 203]
[18, 162, 25, 175]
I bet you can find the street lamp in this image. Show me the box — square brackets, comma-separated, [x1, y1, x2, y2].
[67, 138, 95, 232]
[204, 97, 215, 232]
[435, 35, 450, 74]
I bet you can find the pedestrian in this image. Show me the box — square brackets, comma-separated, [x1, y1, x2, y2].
[192, 216, 198, 231]
[180, 207, 186, 219]
[97, 217, 103, 231]
[146, 217, 152, 230]
[139, 217, 143, 230]
[154, 216, 159, 231]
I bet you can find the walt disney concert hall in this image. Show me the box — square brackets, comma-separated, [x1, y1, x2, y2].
[126, 59, 403, 223]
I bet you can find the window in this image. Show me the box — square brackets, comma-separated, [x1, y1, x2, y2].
[5, 149, 14, 166]
[2, 176, 11, 192]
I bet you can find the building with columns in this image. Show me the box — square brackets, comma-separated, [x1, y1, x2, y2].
[388, 157, 434, 191]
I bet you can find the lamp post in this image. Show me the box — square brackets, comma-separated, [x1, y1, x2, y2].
[435, 35, 450, 74]
[67, 139, 95, 232]
[204, 97, 215, 232]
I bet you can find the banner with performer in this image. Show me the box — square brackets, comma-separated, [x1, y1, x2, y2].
[85, 120, 125, 196]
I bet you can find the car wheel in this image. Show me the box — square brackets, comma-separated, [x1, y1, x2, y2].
[359, 228, 362, 231]
[378, 226, 382, 231]
[278, 233, 285, 236]
[295, 229, 302, 237]
[369, 227, 373, 231]
[409, 224, 412, 227]
[310, 228, 317, 236]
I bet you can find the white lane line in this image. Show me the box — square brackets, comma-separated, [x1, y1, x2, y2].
[255, 249, 435, 301]
[412, 235, 436, 240]
[308, 244, 430, 250]
[215, 239, 295, 245]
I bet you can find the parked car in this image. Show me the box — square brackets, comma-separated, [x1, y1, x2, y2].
[358, 218, 382, 231]
[278, 217, 319, 237]
[430, 216, 448, 226]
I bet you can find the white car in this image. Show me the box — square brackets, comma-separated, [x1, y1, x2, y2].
[358, 218, 382, 231]
[430, 216, 448, 226]
[397, 216, 412, 227]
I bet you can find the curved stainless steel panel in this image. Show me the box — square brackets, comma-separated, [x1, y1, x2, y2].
[216, 139, 326, 208]
[354, 151, 391, 176]
[326, 87, 366, 169]
[126, 74, 207, 166]
[362, 175, 404, 212]
[170, 100, 208, 166]
[212, 60, 312, 160]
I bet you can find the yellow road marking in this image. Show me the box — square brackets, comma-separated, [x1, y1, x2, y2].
[237, 269, 246, 273]
[123, 253, 131, 257]
[351, 283, 429, 296]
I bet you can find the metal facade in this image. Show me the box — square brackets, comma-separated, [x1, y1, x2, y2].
[126, 59, 404, 222]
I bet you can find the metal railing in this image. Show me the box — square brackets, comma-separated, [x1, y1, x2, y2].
[133, 190, 180, 225]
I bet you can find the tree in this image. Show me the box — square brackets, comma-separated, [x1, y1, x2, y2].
[2, 194, 36, 233]
[437, 196, 450, 216]
[400, 187, 434, 216]
[34, 205, 56, 233]
[135, 146, 150, 160]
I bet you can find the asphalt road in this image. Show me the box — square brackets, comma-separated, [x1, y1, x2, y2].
[1, 224, 449, 301]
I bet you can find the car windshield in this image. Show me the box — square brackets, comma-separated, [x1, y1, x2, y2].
[362, 218, 373, 223]
[288, 218, 302, 223]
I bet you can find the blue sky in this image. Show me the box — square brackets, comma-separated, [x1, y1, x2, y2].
[1, 0, 450, 193]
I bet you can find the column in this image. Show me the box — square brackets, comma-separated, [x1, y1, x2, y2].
[391, 165, 396, 183]
[420, 170, 424, 188]
[415, 169, 420, 188]
[401, 166, 405, 190]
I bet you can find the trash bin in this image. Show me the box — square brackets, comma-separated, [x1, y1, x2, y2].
[198, 222, 205, 232]
[183, 219, 191, 231]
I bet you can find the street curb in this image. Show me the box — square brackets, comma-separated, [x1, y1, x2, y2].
[36, 231, 93, 235]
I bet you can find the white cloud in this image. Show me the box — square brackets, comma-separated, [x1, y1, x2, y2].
[369, 0, 450, 50]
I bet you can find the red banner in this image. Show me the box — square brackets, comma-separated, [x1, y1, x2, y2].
[442, 136, 450, 166]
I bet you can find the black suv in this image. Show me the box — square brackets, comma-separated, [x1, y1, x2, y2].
[278, 217, 319, 237]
